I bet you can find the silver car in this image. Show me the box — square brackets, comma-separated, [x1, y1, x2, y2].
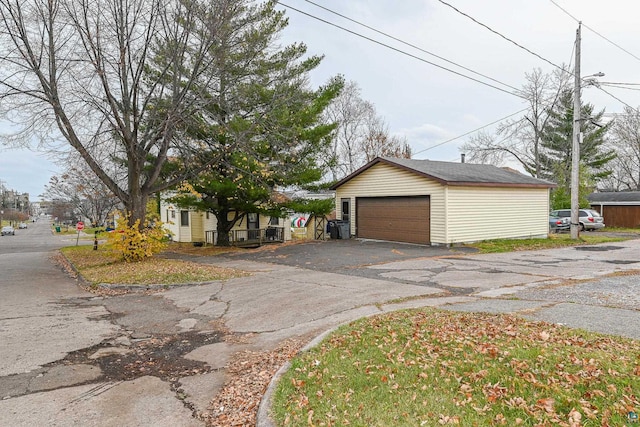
[550, 209, 605, 231]
[1, 226, 15, 236]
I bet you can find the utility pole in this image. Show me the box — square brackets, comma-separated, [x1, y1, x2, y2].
[570, 22, 581, 240]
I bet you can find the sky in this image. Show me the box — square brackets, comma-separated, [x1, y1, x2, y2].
[2, 0, 640, 201]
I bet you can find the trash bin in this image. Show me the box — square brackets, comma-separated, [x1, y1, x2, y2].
[55, 226, 61, 233]
[327, 220, 338, 239]
[336, 220, 350, 239]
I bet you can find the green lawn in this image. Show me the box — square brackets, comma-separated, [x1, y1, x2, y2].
[468, 231, 634, 253]
[272, 308, 640, 426]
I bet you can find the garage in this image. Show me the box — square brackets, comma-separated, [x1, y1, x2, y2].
[589, 191, 640, 228]
[331, 157, 555, 245]
[356, 196, 430, 244]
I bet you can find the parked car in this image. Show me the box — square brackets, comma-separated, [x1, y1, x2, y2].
[1, 226, 15, 236]
[549, 215, 570, 233]
[550, 209, 605, 231]
[18, 223, 27, 229]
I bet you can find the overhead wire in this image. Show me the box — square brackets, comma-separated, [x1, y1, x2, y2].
[280, 1, 613, 158]
[549, 0, 640, 64]
[600, 83, 640, 92]
[596, 87, 640, 114]
[410, 108, 528, 156]
[300, 0, 522, 94]
[599, 81, 640, 86]
[435, 0, 569, 74]
[276, 2, 526, 99]
[546, 1, 640, 116]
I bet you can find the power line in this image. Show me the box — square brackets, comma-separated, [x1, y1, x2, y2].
[597, 86, 640, 114]
[600, 81, 640, 87]
[277, 2, 526, 99]
[300, 0, 521, 94]
[411, 108, 528, 156]
[549, 0, 640, 64]
[436, 0, 568, 74]
[411, 40, 576, 158]
[600, 83, 640, 92]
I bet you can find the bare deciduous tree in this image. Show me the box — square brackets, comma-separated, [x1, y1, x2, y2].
[602, 106, 640, 190]
[0, 0, 219, 227]
[462, 67, 570, 177]
[360, 115, 411, 163]
[322, 79, 409, 180]
[44, 156, 121, 226]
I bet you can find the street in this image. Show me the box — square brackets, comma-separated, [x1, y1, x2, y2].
[0, 221, 639, 426]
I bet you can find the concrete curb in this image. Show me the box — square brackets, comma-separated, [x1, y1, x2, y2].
[256, 323, 345, 427]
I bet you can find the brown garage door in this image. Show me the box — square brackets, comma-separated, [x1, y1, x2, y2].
[356, 196, 430, 244]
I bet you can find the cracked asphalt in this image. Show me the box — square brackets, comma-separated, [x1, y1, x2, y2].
[1, 222, 640, 426]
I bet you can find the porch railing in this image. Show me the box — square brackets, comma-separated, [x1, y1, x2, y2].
[205, 226, 285, 246]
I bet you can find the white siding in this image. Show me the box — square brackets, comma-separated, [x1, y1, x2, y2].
[446, 186, 550, 243]
[335, 163, 446, 243]
[204, 211, 217, 234]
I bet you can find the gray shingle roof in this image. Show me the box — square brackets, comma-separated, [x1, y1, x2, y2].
[588, 191, 640, 203]
[331, 157, 556, 189]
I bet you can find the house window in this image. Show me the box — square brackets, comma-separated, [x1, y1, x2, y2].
[247, 212, 259, 229]
[341, 198, 350, 222]
[269, 216, 279, 226]
[180, 211, 189, 226]
[206, 211, 210, 220]
[171, 210, 176, 219]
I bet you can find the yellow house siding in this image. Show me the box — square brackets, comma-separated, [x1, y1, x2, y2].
[191, 212, 205, 242]
[335, 163, 446, 243]
[446, 186, 550, 243]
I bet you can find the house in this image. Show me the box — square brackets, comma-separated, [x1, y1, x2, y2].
[588, 191, 640, 228]
[330, 157, 556, 245]
[160, 200, 292, 245]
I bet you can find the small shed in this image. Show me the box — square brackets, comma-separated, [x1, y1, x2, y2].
[330, 157, 556, 245]
[588, 191, 640, 228]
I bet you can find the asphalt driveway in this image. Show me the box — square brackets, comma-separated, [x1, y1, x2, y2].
[218, 239, 477, 284]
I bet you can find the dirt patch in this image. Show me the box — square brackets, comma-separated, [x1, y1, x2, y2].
[60, 331, 221, 382]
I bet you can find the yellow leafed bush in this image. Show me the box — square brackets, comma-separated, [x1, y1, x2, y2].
[106, 213, 168, 262]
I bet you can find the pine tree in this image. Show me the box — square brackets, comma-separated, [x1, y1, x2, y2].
[539, 89, 616, 208]
[168, 0, 341, 246]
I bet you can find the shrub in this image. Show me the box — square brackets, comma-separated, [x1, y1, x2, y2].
[106, 212, 168, 262]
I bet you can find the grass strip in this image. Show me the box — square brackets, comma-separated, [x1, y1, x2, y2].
[61, 245, 246, 285]
[273, 308, 640, 426]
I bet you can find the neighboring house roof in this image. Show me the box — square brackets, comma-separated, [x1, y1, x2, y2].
[330, 157, 556, 190]
[270, 191, 291, 204]
[588, 191, 640, 204]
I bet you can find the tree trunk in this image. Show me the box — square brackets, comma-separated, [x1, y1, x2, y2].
[125, 191, 149, 230]
[215, 210, 234, 247]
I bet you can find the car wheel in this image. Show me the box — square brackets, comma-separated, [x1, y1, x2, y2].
[580, 223, 585, 231]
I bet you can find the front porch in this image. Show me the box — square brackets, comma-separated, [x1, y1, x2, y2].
[205, 226, 286, 247]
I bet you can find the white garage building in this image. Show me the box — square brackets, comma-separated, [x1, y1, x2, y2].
[330, 157, 556, 245]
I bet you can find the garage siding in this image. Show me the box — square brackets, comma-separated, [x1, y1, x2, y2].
[446, 186, 550, 243]
[357, 197, 430, 244]
[591, 204, 640, 228]
[335, 163, 446, 243]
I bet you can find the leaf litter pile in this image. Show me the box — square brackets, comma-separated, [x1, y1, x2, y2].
[61, 245, 245, 286]
[273, 308, 640, 426]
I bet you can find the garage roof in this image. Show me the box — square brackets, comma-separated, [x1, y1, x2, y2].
[588, 191, 640, 204]
[330, 157, 556, 189]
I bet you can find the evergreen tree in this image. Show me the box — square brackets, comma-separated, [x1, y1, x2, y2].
[169, 0, 341, 246]
[539, 89, 615, 208]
